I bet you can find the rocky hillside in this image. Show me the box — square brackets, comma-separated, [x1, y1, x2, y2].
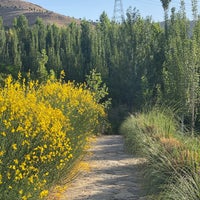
[0, 0, 79, 27]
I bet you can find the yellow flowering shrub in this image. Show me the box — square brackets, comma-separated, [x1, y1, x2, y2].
[0, 75, 105, 199]
[38, 79, 105, 161]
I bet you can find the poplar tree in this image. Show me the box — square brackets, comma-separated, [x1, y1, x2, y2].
[37, 49, 48, 81]
[0, 17, 6, 61]
[35, 18, 47, 51]
[188, 0, 200, 135]
[80, 20, 93, 80]
[160, 0, 172, 37]
[162, 2, 190, 131]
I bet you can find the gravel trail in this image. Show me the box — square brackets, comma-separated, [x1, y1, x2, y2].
[61, 135, 146, 200]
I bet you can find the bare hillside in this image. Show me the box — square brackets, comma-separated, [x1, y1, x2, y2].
[0, 0, 79, 27]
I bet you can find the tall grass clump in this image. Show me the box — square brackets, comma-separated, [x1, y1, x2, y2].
[0, 75, 105, 200]
[159, 136, 200, 199]
[120, 114, 144, 154]
[120, 107, 177, 155]
[120, 107, 200, 198]
[160, 170, 200, 200]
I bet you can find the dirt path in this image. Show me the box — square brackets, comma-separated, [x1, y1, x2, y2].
[61, 135, 146, 200]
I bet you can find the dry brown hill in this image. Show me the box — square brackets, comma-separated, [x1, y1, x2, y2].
[0, 0, 79, 27]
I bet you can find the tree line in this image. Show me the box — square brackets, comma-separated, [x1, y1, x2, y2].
[0, 0, 199, 132]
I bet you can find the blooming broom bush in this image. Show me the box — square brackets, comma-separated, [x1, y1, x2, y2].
[0, 75, 105, 199]
[37, 76, 105, 161]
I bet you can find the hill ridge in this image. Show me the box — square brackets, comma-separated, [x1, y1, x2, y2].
[0, 0, 79, 27]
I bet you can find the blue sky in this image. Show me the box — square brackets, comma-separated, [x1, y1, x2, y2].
[26, 0, 196, 22]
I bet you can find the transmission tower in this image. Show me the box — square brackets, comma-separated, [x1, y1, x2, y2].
[113, 0, 125, 23]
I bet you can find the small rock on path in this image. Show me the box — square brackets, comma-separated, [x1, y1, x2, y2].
[62, 135, 146, 200]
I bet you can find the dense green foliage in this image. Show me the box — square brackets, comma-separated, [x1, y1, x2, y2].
[0, 1, 200, 132]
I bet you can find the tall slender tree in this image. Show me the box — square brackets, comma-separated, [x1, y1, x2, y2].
[162, 4, 190, 131]
[37, 49, 48, 81]
[188, 0, 200, 135]
[160, 0, 172, 37]
[0, 17, 5, 61]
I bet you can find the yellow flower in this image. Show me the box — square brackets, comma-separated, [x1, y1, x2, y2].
[19, 162, 26, 171]
[43, 172, 49, 177]
[0, 174, 2, 184]
[21, 196, 27, 200]
[0, 151, 4, 156]
[68, 154, 73, 159]
[22, 140, 30, 146]
[1, 132, 6, 137]
[14, 159, 19, 164]
[40, 190, 48, 198]
[15, 169, 23, 181]
[28, 176, 34, 184]
[7, 172, 11, 179]
[9, 165, 16, 170]
[25, 154, 31, 161]
[12, 144, 17, 150]
[19, 189, 23, 195]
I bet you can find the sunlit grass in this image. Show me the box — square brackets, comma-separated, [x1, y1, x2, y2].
[120, 107, 200, 199]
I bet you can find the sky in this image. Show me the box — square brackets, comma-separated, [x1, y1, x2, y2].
[26, 0, 196, 22]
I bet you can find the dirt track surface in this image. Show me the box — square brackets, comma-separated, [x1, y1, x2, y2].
[62, 135, 146, 200]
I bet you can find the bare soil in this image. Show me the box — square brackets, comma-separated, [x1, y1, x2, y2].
[60, 135, 147, 200]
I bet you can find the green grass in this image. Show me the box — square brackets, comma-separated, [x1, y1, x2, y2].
[120, 106, 200, 199]
[160, 170, 200, 200]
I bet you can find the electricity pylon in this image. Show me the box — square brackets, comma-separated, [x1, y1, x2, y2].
[113, 0, 125, 23]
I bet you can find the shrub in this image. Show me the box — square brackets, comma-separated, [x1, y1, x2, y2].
[0, 75, 105, 199]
